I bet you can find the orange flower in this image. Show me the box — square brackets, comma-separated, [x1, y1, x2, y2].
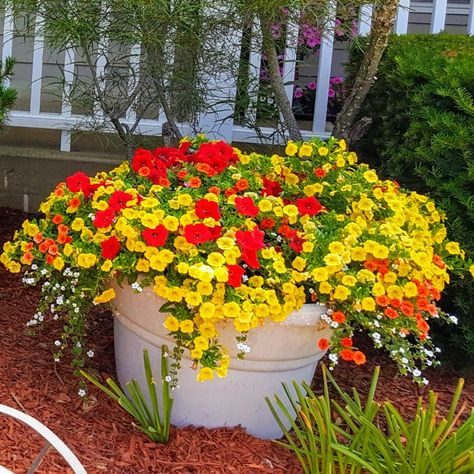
[138, 166, 151, 177]
[318, 338, 330, 350]
[57, 224, 69, 234]
[52, 214, 63, 225]
[45, 254, 55, 265]
[384, 307, 399, 319]
[54, 186, 65, 197]
[57, 234, 68, 244]
[68, 197, 81, 209]
[177, 170, 188, 180]
[33, 232, 44, 244]
[48, 244, 59, 256]
[375, 295, 390, 307]
[196, 163, 213, 175]
[353, 351, 366, 365]
[332, 311, 346, 323]
[341, 337, 353, 348]
[38, 242, 49, 253]
[235, 179, 249, 191]
[21, 252, 33, 265]
[208, 186, 220, 195]
[188, 177, 201, 188]
[158, 177, 171, 187]
[340, 349, 354, 361]
[224, 188, 237, 197]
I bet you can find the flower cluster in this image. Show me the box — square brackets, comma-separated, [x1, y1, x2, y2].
[2, 136, 472, 384]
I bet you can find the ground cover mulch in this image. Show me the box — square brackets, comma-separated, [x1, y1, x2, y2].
[0, 207, 473, 473]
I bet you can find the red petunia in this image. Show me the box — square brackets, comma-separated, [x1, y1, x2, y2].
[341, 337, 353, 348]
[260, 218, 275, 230]
[235, 196, 259, 217]
[227, 264, 246, 288]
[142, 224, 168, 247]
[235, 228, 265, 269]
[296, 196, 323, 216]
[66, 171, 90, 195]
[184, 224, 213, 245]
[195, 199, 221, 220]
[384, 307, 399, 319]
[93, 208, 115, 228]
[109, 191, 134, 211]
[400, 301, 414, 317]
[261, 177, 283, 197]
[332, 311, 346, 323]
[318, 338, 330, 350]
[290, 234, 306, 253]
[131, 149, 153, 173]
[340, 349, 354, 361]
[314, 167, 327, 178]
[101, 235, 121, 259]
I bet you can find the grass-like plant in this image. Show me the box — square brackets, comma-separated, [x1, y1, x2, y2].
[266, 366, 474, 473]
[81, 346, 173, 443]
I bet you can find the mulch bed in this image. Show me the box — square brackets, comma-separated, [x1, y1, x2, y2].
[0, 207, 473, 473]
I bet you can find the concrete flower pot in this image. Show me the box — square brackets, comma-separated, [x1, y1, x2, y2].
[111, 282, 332, 439]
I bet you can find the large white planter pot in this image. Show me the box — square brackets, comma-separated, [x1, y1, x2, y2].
[111, 282, 332, 439]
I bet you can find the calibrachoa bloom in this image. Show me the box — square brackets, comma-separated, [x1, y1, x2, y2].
[1, 136, 472, 385]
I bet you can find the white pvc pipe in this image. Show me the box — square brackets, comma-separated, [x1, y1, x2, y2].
[0, 404, 87, 474]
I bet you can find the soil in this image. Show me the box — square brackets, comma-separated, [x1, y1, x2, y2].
[0, 207, 473, 473]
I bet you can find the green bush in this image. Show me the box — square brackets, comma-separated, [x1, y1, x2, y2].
[0, 57, 16, 128]
[348, 34, 474, 367]
[266, 366, 474, 474]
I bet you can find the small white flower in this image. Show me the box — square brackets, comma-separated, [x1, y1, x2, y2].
[412, 369, 421, 377]
[422, 378, 429, 385]
[401, 357, 409, 365]
[31, 264, 38, 270]
[76, 342, 82, 348]
[372, 332, 381, 340]
[425, 350, 433, 358]
[78, 388, 87, 397]
[164, 376, 172, 383]
[449, 315, 458, 325]
[236, 342, 251, 353]
[87, 350, 95, 358]
[329, 353, 339, 363]
[329, 321, 339, 328]
[54, 340, 61, 347]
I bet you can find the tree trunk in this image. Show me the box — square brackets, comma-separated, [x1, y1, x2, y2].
[333, 0, 398, 141]
[259, 14, 302, 142]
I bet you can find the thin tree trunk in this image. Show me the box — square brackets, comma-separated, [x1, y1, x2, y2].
[333, 0, 398, 141]
[259, 14, 302, 142]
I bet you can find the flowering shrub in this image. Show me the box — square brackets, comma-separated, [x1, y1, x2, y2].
[1, 136, 472, 385]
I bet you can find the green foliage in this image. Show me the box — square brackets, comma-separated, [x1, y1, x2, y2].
[266, 365, 474, 474]
[0, 57, 17, 128]
[80, 347, 173, 443]
[348, 34, 474, 366]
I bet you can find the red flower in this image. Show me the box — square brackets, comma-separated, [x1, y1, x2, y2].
[101, 235, 121, 259]
[400, 301, 414, 317]
[195, 199, 221, 220]
[261, 177, 282, 197]
[296, 196, 323, 216]
[235, 228, 265, 269]
[184, 224, 213, 245]
[353, 351, 366, 365]
[260, 218, 275, 229]
[227, 265, 246, 288]
[318, 338, 330, 350]
[290, 234, 306, 253]
[332, 311, 346, 323]
[375, 295, 390, 307]
[66, 171, 90, 194]
[340, 349, 354, 361]
[52, 214, 63, 225]
[142, 225, 168, 247]
[235, 196, 259, 217]
[314, 167, 327, 178]
[109, 191, 134, 211]
[208, 225, 222, 241]
[93, 208, 115, 228]
[384, 307, 399, 319]
[131, 149, 153, 173]
[341, 337, 353, 348]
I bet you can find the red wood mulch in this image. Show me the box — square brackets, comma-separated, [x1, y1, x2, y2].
[0, 207, 473, 473]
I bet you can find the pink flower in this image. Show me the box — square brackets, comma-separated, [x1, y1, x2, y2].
[293, 87, 303, 99]
[307, 82, 317, 90]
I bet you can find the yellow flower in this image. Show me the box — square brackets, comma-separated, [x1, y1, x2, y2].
[318, 146, 329, 156]
[298, 143, 313, 157]
[200, 302, 216, 319]
[387, 285, 404, 300]
[328, 242, 345, 255]
[319, 281, 332, 294]
[136, 258, 150, 272]
[351, 247, 366, 261]
[445, 242, 461, 255]
[404, 282, 418, 298]
[53, 256, 65, 271]
[324, 253, 342, 266]
[469, 264, 474, 279]
[312, 267, 329, 282]
[207, 252, 225, 267]
[302, 241, 314, 253]
[199, 322, 216, 338]
[363, 170, 378, 183]
[372, 282, 386, 296]
[101, 260, 113, 272]
[179, 320, 194, 334]
[63, 244, 73, 257]
[77, 253, 97, 269]
[185, 292, 202, 306]
[71, 218, 84, 232]
[273, 261, 287, 274]
[258, 199, 273, 212]
[141, 213, 160, 229]
[283, 205, 298, 217]
[292, 256, 306, 272]
[342, 275, 357, 287]
[361, 297, 376, 311]
[333, 285, 350, 301]
[197, 282, 213, 296]
[194, 336, 209, 351]
[93, 288, 116, 304]
[190, 348, 203, 360]
[285, 141, 298, 157]
[164, 316, 180, 332]
[197, 367, 214, 382]
[163, 216, 179, 232]
[223, 302, 240, 318]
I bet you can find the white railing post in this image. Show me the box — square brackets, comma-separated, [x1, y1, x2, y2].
[1, 5, 14, 89]
[394, 0, 410, 34]
[60, 47, 76, 152]
[244, 19, 262, 124]
[358, 4, 373, 36]
[312, 0, 336, 135]
[30, 15, 45, 115]
[430, 0, 448, 33]
[468, 1, 474, 35]
[125, 43, 142, 124]
[282, 14, 299, 107]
